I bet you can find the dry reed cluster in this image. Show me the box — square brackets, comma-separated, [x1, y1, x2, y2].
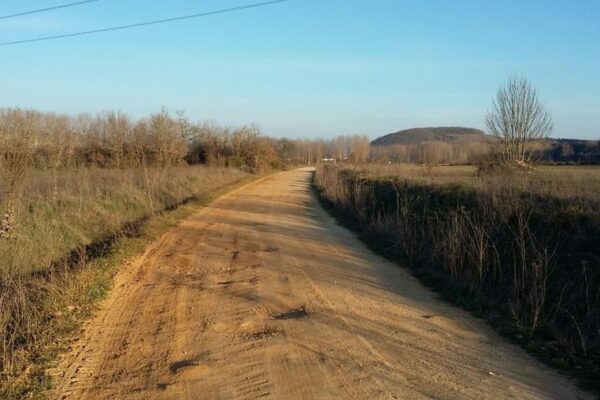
[315, 163, 600, 390]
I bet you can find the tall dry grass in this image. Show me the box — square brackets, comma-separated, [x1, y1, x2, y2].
[0, 166, 247, 275]
[315, 163, 600, 389]
[0, 165, 249, 397]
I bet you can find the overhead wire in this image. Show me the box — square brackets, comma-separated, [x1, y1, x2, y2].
[0, 0, 101, 21]
[0, 0, 292, 47]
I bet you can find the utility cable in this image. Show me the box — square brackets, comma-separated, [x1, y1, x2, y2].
[0, 0, 100, 21]
[0, 0, 292, 47]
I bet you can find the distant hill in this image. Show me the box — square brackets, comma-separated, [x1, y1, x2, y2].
[370, 126, 600, 164]
[371, 127, 492, 146]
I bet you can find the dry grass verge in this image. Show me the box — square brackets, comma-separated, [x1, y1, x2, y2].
[314, 163, 600, 392]
[0, 166, 251, 398]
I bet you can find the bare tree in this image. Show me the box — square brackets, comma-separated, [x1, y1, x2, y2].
[349, 135, 371, 163]
[486, 77, 552, 163]
[333, 136, 347, 162]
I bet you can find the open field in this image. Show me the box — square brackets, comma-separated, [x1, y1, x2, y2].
[314, 163, 600, 391]
[348, 163, 600, 200]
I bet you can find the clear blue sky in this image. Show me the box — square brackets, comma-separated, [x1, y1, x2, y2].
[1, 0, 599, 139]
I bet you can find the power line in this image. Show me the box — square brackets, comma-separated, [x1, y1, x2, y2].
[0, 0, 292, 47]
[0, 0, 100, 21]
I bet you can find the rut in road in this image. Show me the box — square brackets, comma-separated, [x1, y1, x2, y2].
[52, 168, 592, 400]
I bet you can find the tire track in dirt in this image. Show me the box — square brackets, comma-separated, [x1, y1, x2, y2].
[52, 169, 592, 400]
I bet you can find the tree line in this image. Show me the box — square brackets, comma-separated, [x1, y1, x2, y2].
[0, 108, 373, 172]
[4, 77, 583, 176]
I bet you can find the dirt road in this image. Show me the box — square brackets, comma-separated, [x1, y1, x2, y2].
[53, 168, 591, 400]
